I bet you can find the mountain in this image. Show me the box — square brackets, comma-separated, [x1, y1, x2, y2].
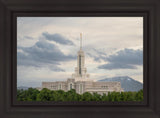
[98, 76, 143, 92]
[17, 86, 30, 90]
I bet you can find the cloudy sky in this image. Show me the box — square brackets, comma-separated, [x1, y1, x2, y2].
[17, 17, 143, 87]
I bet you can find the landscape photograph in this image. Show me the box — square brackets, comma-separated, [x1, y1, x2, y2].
[17, 17, 143, 101]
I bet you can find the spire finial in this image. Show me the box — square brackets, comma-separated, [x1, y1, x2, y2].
[80, 33, 82, 50]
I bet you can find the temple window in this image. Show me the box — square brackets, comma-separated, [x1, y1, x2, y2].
[70, 84, 72, 90]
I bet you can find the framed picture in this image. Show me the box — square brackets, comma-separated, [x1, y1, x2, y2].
[0, 0, 160, 118]
[16, 17, 144, 103]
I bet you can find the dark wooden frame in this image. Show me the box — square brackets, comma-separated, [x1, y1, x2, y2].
[0, 0, 160, 118]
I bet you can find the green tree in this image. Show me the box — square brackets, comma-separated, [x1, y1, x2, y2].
[17, 88, 144, 102]
[82, 92, 92, 101]
[36, 88, 51, 101]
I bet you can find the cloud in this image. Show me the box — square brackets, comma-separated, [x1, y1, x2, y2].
[17, 39, 76, 71]
[87, 52, 105, 62]
[98, 48, 143, 70]
[86, 48, 107, 62]
[98, 63, 137, 70]
[42, 32, 74, 45]
[24, 36, 34, 40]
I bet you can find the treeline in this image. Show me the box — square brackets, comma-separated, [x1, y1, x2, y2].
[17, 88, 143, 101]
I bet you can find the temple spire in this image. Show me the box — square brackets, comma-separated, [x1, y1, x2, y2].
[80, 33, 82, 50]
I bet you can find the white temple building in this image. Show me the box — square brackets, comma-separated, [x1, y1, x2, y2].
[41, 33, 123, 95]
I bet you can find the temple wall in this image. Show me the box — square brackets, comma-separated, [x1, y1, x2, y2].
[41, 79, 123, 94]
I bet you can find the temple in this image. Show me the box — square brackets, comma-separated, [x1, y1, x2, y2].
[40, 33, 123, 95]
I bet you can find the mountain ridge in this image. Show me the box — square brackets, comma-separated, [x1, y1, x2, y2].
[98, 76, 143, 92]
